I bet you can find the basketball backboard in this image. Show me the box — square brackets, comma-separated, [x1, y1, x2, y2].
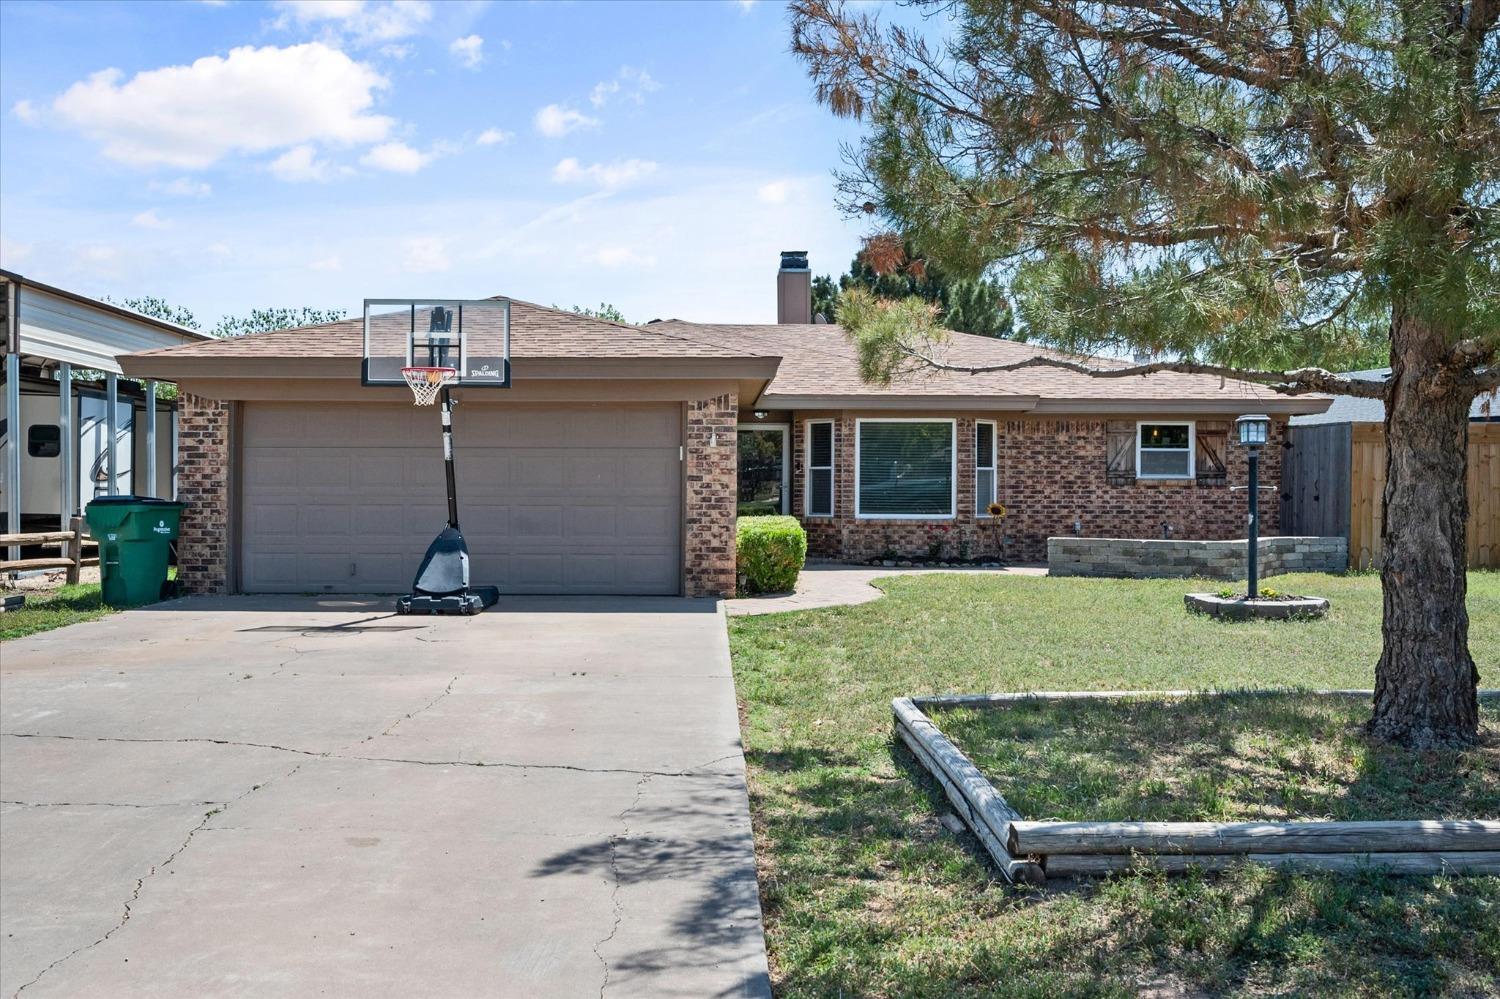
[361, 298, 511, 388]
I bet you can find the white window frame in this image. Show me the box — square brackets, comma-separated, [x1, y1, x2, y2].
[975, 419, 998, 516]
[804, 419, 835, 518]
[736, 423, 790, 515]
[854, 417, 958, 520]
[1136, 420, 1196, 480]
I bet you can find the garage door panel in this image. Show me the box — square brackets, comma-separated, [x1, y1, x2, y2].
[241, 402, 683, 595]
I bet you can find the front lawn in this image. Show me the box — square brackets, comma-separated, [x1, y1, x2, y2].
[729, 572, 1500, 998]
[0, 582, 112, 641]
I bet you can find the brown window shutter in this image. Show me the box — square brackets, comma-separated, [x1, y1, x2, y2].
[1105, 421, 1135, 485]
[1196, 421, 1228, 483]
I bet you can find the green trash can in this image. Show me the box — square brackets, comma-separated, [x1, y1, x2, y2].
[84, 496, 186, 607]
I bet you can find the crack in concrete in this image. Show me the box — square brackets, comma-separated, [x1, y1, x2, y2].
[363, 675, 459, 743]
[1, 733, 743, 780]
[0, 799, 226, 810]
[10, 761, 305, 999]
[594, 772, 651, 999]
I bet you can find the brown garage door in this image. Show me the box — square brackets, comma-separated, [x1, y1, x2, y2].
[239, 402, 682, 594]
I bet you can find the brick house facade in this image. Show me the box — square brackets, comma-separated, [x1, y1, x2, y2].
[783, 411, 1283, 564]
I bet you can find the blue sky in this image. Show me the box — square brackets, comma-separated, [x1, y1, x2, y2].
[0, 0, 871, 326]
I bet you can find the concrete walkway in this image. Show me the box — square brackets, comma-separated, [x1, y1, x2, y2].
[726, 563, 1047, 616]
[1, 596, 769, 999]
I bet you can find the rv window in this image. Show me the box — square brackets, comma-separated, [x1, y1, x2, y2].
[28, 424, 62, 458]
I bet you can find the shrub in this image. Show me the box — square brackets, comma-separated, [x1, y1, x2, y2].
[736, 516, 808, 594]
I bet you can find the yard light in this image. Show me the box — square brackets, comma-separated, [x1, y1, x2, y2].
[1236, 414, 1272, 597]
[1236, 413, 1270, 447]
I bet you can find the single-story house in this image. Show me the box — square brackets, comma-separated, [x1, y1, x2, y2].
[121, 253, 1330, 598]
[1284, 369, 1498, 568]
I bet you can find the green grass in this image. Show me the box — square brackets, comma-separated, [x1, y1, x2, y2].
[936, 692, 1499, 823]
[729, 572, 1500, 998]
[0, 582, 113, 641]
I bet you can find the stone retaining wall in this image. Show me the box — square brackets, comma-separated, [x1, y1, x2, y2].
[1047, 535, 1347, 581]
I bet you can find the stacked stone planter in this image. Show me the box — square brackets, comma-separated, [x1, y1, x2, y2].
[1048, 536, 1347, 581]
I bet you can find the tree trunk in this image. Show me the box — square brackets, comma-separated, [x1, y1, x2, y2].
[1369, 307, 1479, 747]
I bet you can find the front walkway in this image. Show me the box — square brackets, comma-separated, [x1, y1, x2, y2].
[726, 563, 1047, 616]
[1, 596, 769, 999]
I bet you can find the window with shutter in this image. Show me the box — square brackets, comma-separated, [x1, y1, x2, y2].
[975, 421, 997, 515]
[805, 420, 834, 517]
[1105, 421, 1136, 484]
[1136, 422, 1195, 479]
[1195, 421, 1229, 484]
[856, 419, 956, 518]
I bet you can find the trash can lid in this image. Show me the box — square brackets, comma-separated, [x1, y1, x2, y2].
[86, 495, 185, 507]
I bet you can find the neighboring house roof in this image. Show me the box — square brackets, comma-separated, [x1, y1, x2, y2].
[1, 268, 208, 342]
[1288, 368, 1499, 425]
[123, 293, 1329, 415]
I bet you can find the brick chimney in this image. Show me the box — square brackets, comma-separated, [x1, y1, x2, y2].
[776, 250, 811, 324]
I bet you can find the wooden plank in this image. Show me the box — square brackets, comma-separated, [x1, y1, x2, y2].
[0, 557, 78, 572]
[1010, 820, 1500, 856]
[1044, 850, 1500, 877]
[0, 531, 77, 546]
[892, 697, 1043, 885]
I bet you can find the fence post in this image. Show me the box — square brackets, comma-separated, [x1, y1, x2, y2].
[66, 515, 83, 585]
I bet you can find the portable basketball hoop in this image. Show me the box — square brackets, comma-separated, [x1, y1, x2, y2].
[401, 366, 459, 406]
[361, 300, 509, 616]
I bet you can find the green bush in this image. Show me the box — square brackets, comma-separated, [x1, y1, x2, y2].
[736, 516, 808, 594]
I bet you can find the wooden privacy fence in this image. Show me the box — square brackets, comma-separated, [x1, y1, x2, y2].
[1285, 422, 1499, 569]
[0, 517, 99, 584]
[1349, 423, 1499, 570]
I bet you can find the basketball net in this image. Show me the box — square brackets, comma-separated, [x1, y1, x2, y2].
[401, 366, 459, 406]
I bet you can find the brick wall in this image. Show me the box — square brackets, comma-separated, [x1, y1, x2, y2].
[1048, 535, 1346, 580]
[787, 412, 1285, 564]
[175, 392, 232, 595]
[685, 391, 738, 597]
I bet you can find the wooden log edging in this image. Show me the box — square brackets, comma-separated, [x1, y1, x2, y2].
[891, 697, 1043, 885]
[1010, 820, 1500, 856]
[893, 689, 1500, 885]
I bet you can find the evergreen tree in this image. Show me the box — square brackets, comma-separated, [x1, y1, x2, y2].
[793, 0, 1498, 746]
[813, 238, 1014, 336]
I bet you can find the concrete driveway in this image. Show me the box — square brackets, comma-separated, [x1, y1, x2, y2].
[0, 596, 770, 999]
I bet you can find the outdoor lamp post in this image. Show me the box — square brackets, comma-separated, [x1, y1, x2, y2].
[1236, 414, 1271, 597]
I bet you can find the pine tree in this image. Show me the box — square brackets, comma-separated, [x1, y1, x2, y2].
[792, 0, 1498, 746]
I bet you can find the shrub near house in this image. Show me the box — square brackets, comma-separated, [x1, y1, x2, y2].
[736, 516, 808, 594]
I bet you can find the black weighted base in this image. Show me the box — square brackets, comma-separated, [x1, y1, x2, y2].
[396, 585, 500, 616]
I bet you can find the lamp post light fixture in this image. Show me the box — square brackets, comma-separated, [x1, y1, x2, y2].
[1236, 414, 1272, 596]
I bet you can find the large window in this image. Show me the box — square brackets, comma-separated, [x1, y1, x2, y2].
[805, 420, 834, 517]
[975, 420, 997, 515]
[1137, 422, 1195, 479]
[856, 419, 955, 518]
[737, 425, 788, 515]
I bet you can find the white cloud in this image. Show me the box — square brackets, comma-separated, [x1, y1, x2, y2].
[534, 104, 599, 138]
[735, 0, 757, 10]
[590, 66, 659, 109]
[359, 141, 434, 173]
[310, 254, 343, 271]
[269, 144, 338, 182]
[12, 99, 38, 123]
[379, 43, 413, 60]
[757, 180, 791, 205]
[402, 236, 449, 273]
[151, 177, 213, 197]
[476, 127, 512, 146]
[49, 43, 392, 169]
[131, 209, 171, 230]
[273, 1, 432, 47]
[449, 34, 483, 69]
[593, 246, 658, 269]
[206, 241, 233, 258]
[552, 157, 657, 190]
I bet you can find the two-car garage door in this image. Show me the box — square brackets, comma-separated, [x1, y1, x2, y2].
[239, 402, 683, 594]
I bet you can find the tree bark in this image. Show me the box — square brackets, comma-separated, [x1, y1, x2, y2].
[1369, 306, 1480, 747]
